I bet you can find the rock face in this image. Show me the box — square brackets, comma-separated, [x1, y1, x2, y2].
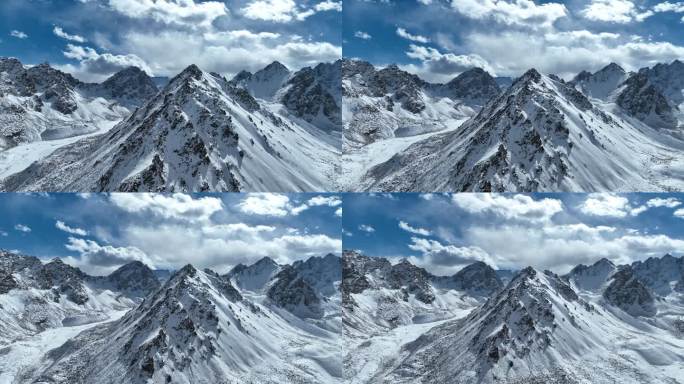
[617, 73, 677, 129]
[1, 63, 339, 192]
[105, 260, 161, 297]
[631, 253, 684, 296]
[94, 66, 159, 107]
[226, 256, 280, 292]
[267, 254, 341, 318]
[565, 257, 617, 291]
[230, 61, 291, 101]
[437, 67, 501, 106]
[434, 261, 503, 296]
[282, 60, 342, 131]
[603, 267, 656, 317]
[571, 63, 628, 100]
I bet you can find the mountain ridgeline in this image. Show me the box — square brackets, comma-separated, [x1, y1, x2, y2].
[0, 250, 343, 383]
[343, 59, 684, 192]
[0, 58, 342, 192]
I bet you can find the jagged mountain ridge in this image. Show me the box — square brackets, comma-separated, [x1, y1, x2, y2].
[344, 60, 684, 192]
[1, 62, 340, 192]
[2, 251, 343, 383]
[345, 252, 684, 383]
[0, 57, 158, 149]
[354, 66, 684, 192]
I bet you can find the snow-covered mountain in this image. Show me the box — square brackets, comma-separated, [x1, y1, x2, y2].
[1, 62, 341, 192]
[340, 59, 502, 190]
[1, 251, 343, 383]
[344, 60, 684, 192]
[0, 58, 156, 150]
[352, 66, 684, 192]
[0, 250, 160, 347]
[345, 252, 684, 383]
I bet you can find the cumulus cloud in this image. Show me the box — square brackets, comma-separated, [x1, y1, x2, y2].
[53, 26, 86, 43]
[60, 44, 152, 82]
[450, 0, 568, 28]
[14, 224, 31, 233]
[451, 194, 563, 222]
[239, 194, 293, 216]
[242, 0, 341, 23]
[396, 27, 430, 43]
[110, 193, 223, 222]
[398, 221, 432, 236]
[407, 237, 495, 275]
[577, 194, 663, 217]
[581, 0, 654, 23]
[64, 237, 151, 275]
[359, 224, 375, 233]
[55, 220, 88, 236]
[335, 207, 343, 217]
[402, 44, 494, 82]
[10, 30, 28, 39]
[354, 31, 372, 40]
[108, 0, 228, 28]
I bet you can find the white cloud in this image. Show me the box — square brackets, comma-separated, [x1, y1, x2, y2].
[402, 44, 494, 82]
[354, 31, 372, 40]
[578, 193, 649, 217]
[55, 220, 88, 236]
[396, 27, 430, 43]
[653, 1, 684, 13]
[407, 236, 495, 275]
[674, 208, 684, 219]
[14, 224, 31, 233]
[118, 30, 340, 80]
[359, 224, 375, 233]
[10, 30, 28, 39]
[64, 237, 152, 275]
[581, 0, 654, 24]
[242, 0, 340, 23]
[451, 194, 563, 222]
[60, 44, 152, 81]
[238, 194, 292, 216]
[108, 0, 228, 28]
[646, 197, 682, 208]
[398, 220, 432, 236]
[450, 0, 568, 28]
[53, 26, 86, 43]
[0, 231, 8, 237]
[335, 207, 343, 217]
[110, 193, 223, 222]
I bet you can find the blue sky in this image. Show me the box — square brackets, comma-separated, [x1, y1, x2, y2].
[344, 0, 684, 82]
[0, 193, 342, 275]
[0, 0, 341, 82]
[344, 193, 684, 275]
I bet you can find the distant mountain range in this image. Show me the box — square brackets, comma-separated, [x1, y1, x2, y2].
[0, 58, 341, 192]
[342, 59, 684, 192]
[0, 249, 342, 383]
[343, 250, 684, 383]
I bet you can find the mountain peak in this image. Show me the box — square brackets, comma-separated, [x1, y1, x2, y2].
[262, 61, 289, 73]
[599, 62, 625, 74]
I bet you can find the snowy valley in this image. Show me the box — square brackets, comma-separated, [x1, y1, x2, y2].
[342, 60, 684, 192]
[0, 58, 341, 192]
[0, 250, 342, 384]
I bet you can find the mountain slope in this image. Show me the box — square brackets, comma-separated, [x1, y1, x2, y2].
[18, 262, 342, 384]
[356, 69, 684, 192]
[378, 267, 684, 383]
[1, 64, 340, 192]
